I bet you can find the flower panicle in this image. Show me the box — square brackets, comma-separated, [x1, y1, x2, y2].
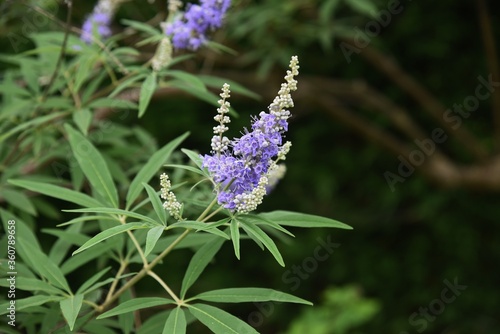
[211, 83, 231, 155]
[165, 0, 232, 50]
[160, 173, 183, 220]
[81, 0, 123, 44]
[151, 37, 173, 72]
[202, 56, 299, 213]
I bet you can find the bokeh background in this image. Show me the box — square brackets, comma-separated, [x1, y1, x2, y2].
[2, 0, 500, 333]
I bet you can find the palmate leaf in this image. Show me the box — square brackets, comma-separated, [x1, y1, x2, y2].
[65, 124, 119, 208]
[126, 132, 189, 208]
[163, 306, 186, 334]
[180, 237, 226, 299]
[259, 211, 352, 230]
[97, 297, 174, 319]
[187, 303, 258, 334]
[60, 294, 84, 331]
[192, 288, 312, 305]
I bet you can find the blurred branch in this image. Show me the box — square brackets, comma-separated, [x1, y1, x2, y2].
[340, 37, 489, 160]
[476, 0, 500, 150]
[40, 0, 72, 102]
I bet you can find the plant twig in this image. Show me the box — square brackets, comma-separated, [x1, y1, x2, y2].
[477, 0, 500, 150]
[341, 37, 489, 160]
[40, 0, 73, 102]
[147, 271, 181, 303]
[96, 228, 192, 313]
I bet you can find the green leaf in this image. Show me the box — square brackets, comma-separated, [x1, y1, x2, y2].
[126, 132, 189, 208]
[17, 238, 71, 293]
[197, 75, 260, 100]
[0, 209, 41, 256]
[76, 267, 111, 294]
[145, 226, 165, 257]
[57, 215, 114, 227]
[110, 73, 148, 97]
[73, 223, 148, 255]
[121, 19, 162, 36]
[143, 183, 167, 225]
[73, 108, 93, 136]
[8, 179, 102, 208]
[344, 0, 379, 18]
[181, 148, 203, 169]
[164, 164, 207, 177]
[0, 277, 63, 295]
[119, 290, 134, 334]
[98, 297, 174, 319]
[61, 241, 118, 275]
[60, 294, 84, 330]
[42, 228, 90, 246]
[187, 304, 258, 334]
[168, 221, 229, 240]
[230, 219, 240, 260]
[74, 54, 98, 92]
[66, 207, 160, 226]
[88, 98, 138, 109]
[65, 124, 119, 207]
[241, 214, 294, 237]
[49, 223, 83, 265]
[180, 237, 225, 298]
[170, 80, 220, 107]
[78, 273, 136, 296]
[165, 70, 207, 92]
[239, 218, 285, 267]
[193, 288, 312, 305]
[0, 295, 64, 315]
[139, 72, 157, 117]
[259, 211, 352, 229]
[1, 188, 37, 216]
[0, 112, 66, 143]
[163, 306, 186, 334]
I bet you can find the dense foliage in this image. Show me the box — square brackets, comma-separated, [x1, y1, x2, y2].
[1, 0, 499, 333]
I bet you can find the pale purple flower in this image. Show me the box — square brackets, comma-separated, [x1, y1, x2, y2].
[80, 0, 121, 44]
[165, 0, 231, 50]
[202, 57, 299, 213]
[81, 12, 112, 44]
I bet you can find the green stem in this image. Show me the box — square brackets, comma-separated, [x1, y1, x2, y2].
[148, 271, 180, 303]
[96, 228, 191, 313]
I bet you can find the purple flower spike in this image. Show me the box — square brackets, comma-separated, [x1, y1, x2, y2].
[81, 0, 120, 44]
[202, 57, 300, 213]
[165, 0, 231, 50]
